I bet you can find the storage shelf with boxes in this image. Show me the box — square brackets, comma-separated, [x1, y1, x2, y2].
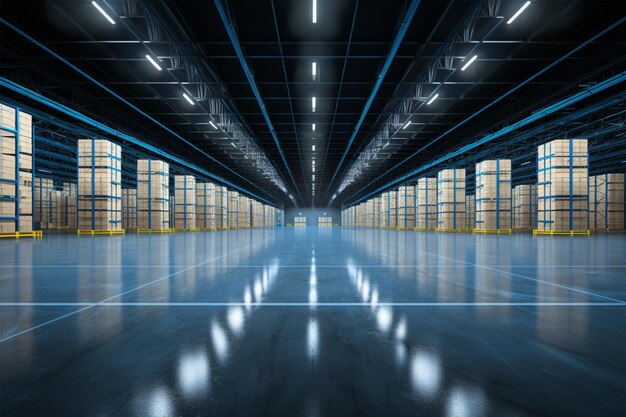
[589, 173, 625, 231]
[196, 182, 217, 230]
[536, 139, 589, 234]
[437, 169, 466, 232]
[474, 159, 512, 233]
[512, 184, 536, 230]
[0, 103, 35, 238]
[77, 138, 123, 235]
[136, 159, 171, 233]
[173, 175, 196, 231]
[415, 177, 437, 231]
[397, 185, 416, 230]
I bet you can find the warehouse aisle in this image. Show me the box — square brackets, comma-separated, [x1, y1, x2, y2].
[1, 229, 625, 416]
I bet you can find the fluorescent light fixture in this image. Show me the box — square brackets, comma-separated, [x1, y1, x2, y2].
[244, 155, 249, 159]
[230, 142, 237, 148]
[312, 62, 317, 80]
[520, 161, 531, 165]
[426, 93, 439, 105]
[145, 55, 162, 71]
[312, 166, 315, 172]
[461, 55, 478, 71]
[312, 0, 317, 23]
[183, 93, 195, 105]
[382, 141, 389, 149]
[312, 175, 315, 181]
[38, 169, 52, 174]
[403, 120, 411, 129]
[312, 97, 316, 112]
[209, 121, 218, 130]
[91, 1, 116, 24]
[312, 145, 316, 151]
[507, 1, 531, 24]
[312, 123, 316, 131]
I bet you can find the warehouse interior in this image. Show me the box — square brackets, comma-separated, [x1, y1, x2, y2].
[1, 0, 625, 416]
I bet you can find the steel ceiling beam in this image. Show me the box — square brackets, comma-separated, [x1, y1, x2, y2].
[321, 0, 423, 203]
[346, 70, 626, 206]
[213, 0, 303, 204]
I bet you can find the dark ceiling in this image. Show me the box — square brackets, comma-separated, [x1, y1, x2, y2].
[1, 0, 625, 208]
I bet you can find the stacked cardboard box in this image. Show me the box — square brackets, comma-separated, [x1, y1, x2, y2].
[294, 216, 306, 226]
[466, 194, 475, 231]
[61, 182, 78, 228]
[196, 182, 216, 230]
[77, 139, 122, 231]
[589, 174, 625, 230]
[1, 104, 33, 234]
[537, 139, 588, 232]
[251, 201, 263, 227]
[228, 191, 239, 229]
[34, 177, 55, 229]
[512, 184, 536, 230]
[379, 192, 389, 228]
[173, 175, 196, 230]
[215, 185, 228, 229]
[416, 177, 437, 230]
[437, 169, 466, 231]
[372, 197, 381, 228]
[239, 196, 251, 228]
[388, 190, 398, 228]
[475, 160, 512, 231]
[318, 216, 333, 226]
[122, 188, 137, 230]
[49, 190, 63, 228]
[137, 159, 170, 231]
[397, 185, 416, 229]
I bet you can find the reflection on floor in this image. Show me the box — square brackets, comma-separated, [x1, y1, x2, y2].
[1, 228, 625, 416]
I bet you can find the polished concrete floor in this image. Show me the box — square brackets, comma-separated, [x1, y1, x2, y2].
[1, 228, 625, 416]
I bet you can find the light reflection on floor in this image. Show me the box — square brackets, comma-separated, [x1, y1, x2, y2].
[0, 228, 624, 416]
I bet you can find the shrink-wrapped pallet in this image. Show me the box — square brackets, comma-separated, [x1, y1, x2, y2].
[466, 194, 475, 231]
[475, 159, 512, 231]
[122, 188, 137, 230]
[416, 177, 437, 230]
[589, 174, 624, 230]
[537, 139, 588, 232]
[173, 175, 196, 230]
[397, 185, 416, 229]
[437, 169, 466, 231]
[196, 182, 216, 230]
[78, 139, 122, 231]
[137, 159, 170, 230]
[0, 104, 34, 234]
[512, 184, 536, 230]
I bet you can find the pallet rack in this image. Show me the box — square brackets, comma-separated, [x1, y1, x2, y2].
[474, 159, 512, 232]
[173, 175, 196, 231]
[416, 177, 437, 231]
[137, 159, 170, 232]
[77, 139, 123, 234]
[437, 169, 466, 232]
[536, 139, 588, 234]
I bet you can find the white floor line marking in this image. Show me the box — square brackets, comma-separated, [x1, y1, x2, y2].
[1, 265, 624, 268]
[0, 237, 272, 343]
[0, 302, 622, 307]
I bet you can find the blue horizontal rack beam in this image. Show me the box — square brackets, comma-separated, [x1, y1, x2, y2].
[0, 78, 277, 207]
[348, 70, 626, 206]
